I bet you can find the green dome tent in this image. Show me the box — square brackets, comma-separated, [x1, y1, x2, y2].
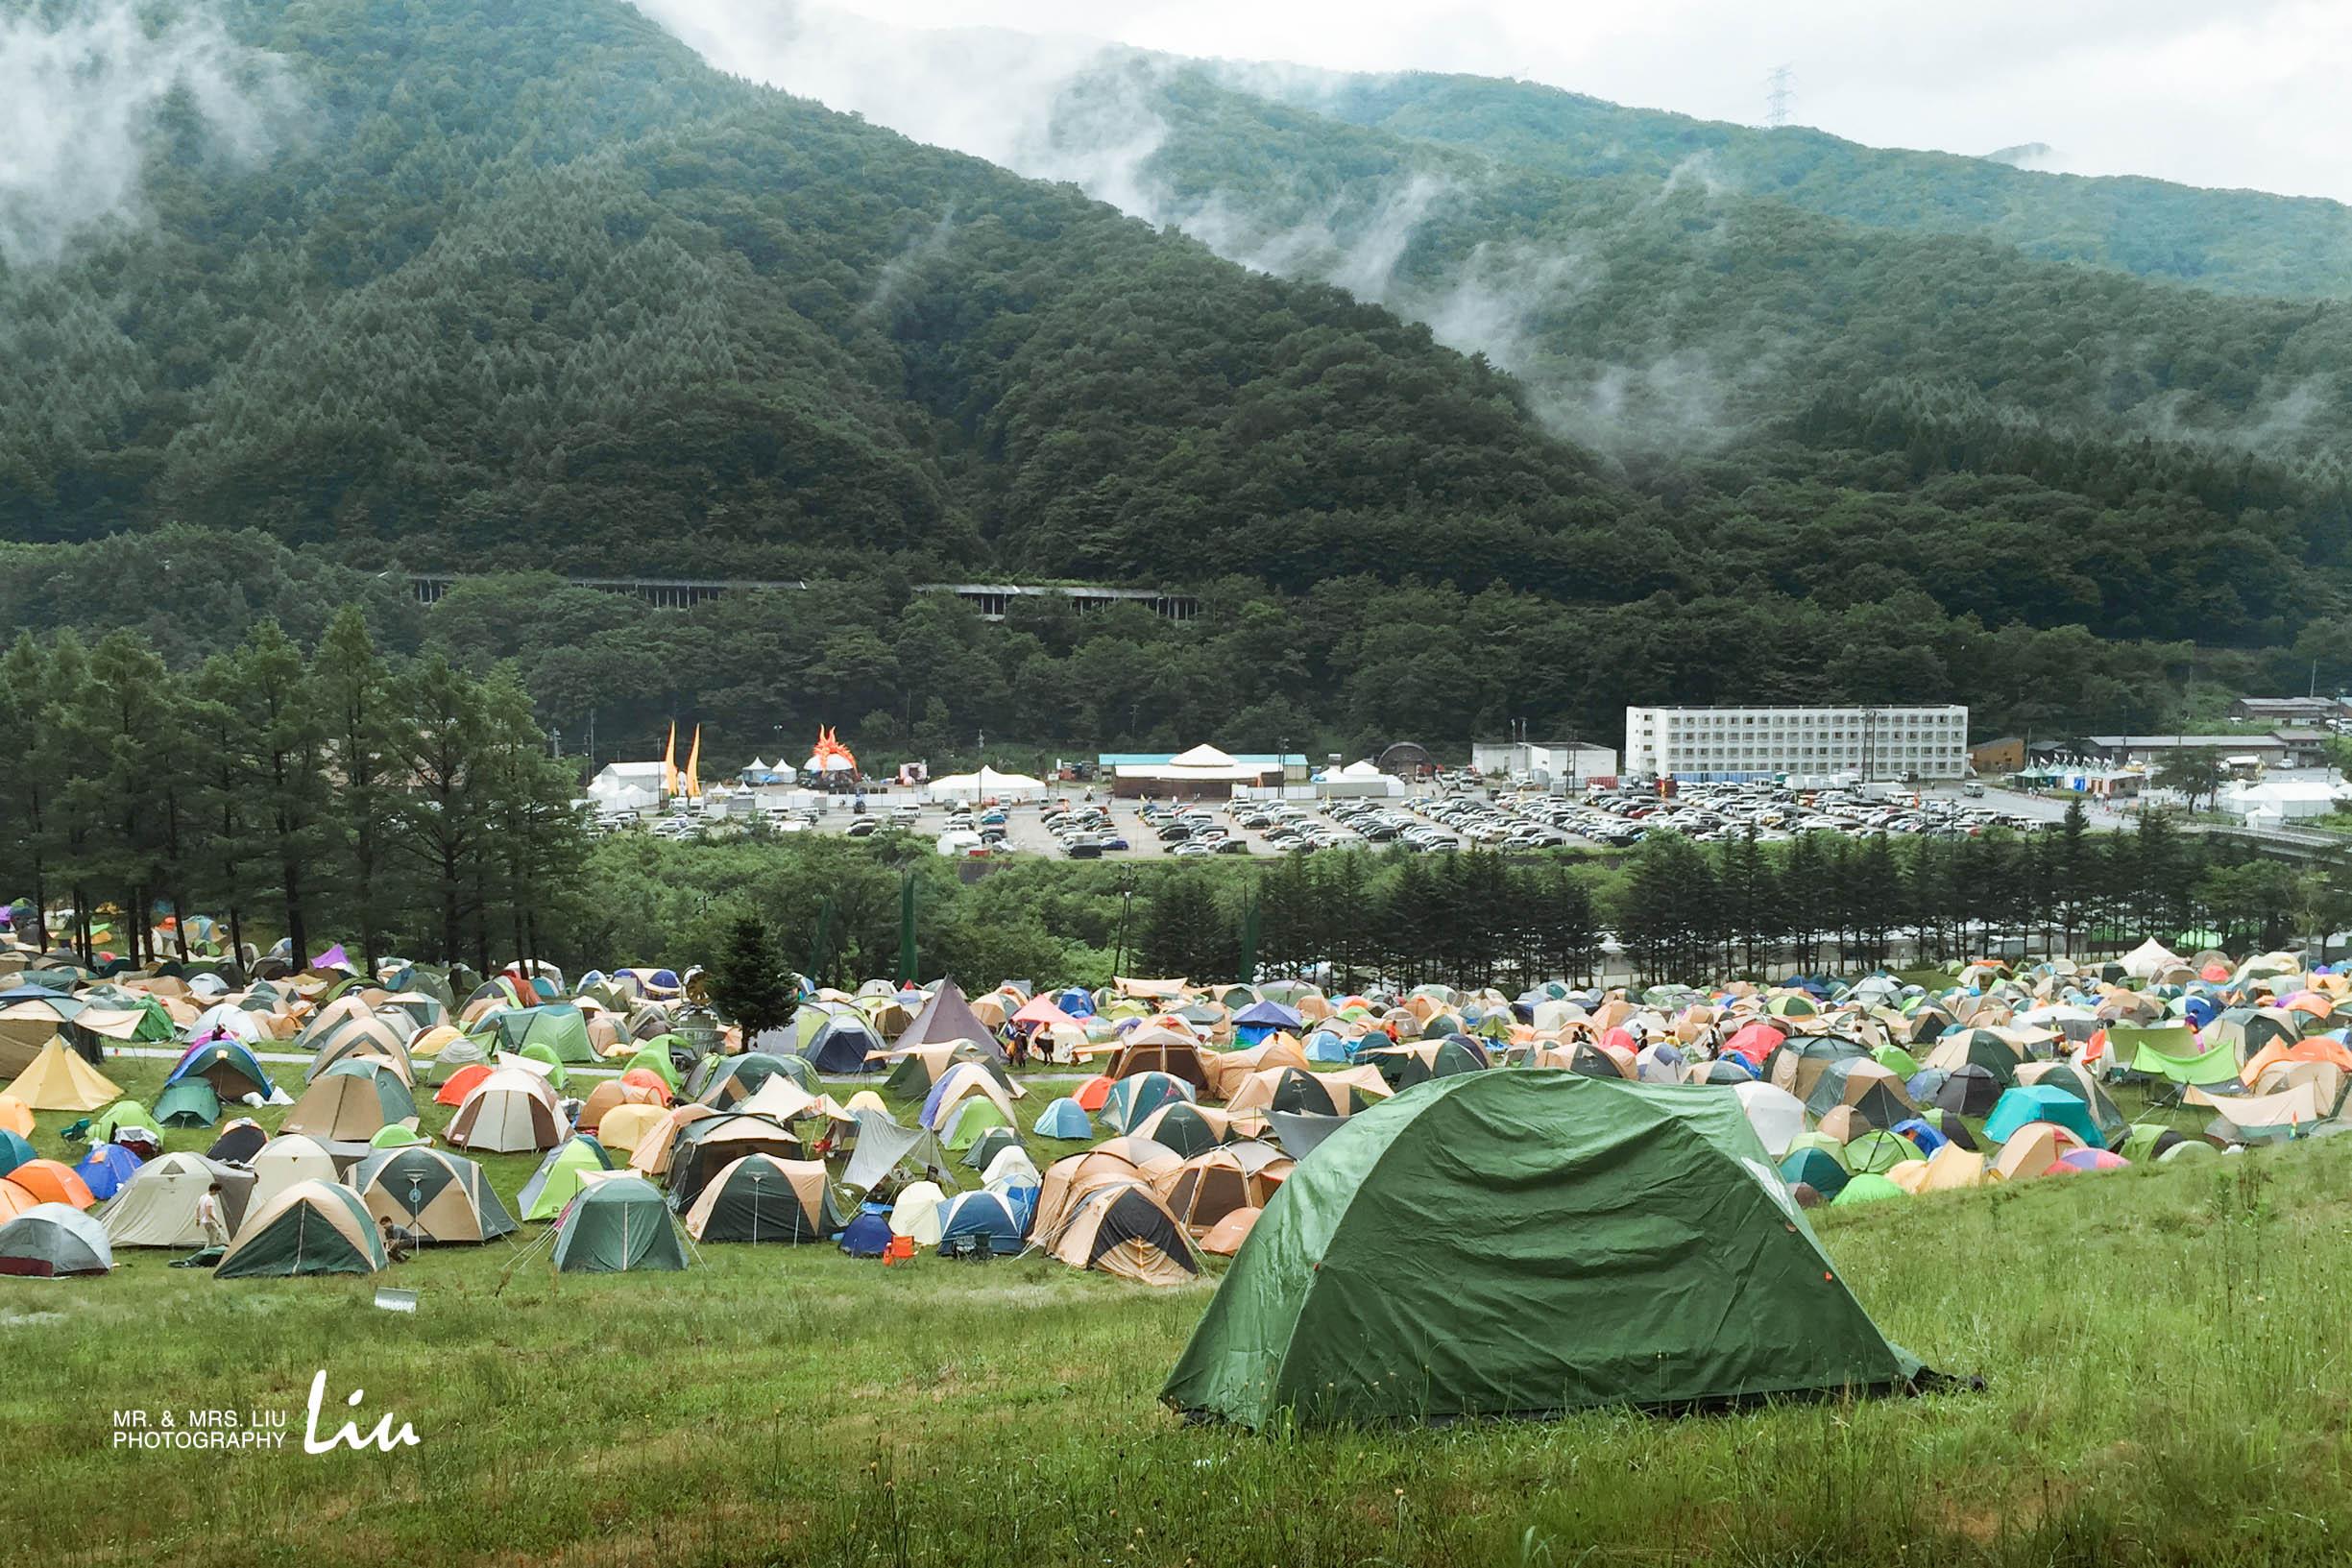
[551, 1176, 689, 1273]
[1164, 1072, 1927, 1428]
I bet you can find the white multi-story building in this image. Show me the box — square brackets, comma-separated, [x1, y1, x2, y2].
[1623, 705, 1970, 782]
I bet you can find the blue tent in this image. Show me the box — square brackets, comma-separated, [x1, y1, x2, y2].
[936, 1191, 1029, 1255]
[1231, 1000, 1304, 1045]
[1305, 1030, 1354, 1063]
[1983, 1085, 2103, 1148]
[838, 1202, 894, 1258]
[1056, 987, 1096, 1020]
[1890, 1117, 1948, 1156]
[1034, 1098, 1093, 1139]
[0, 1128, 34, 1176]
[72, 1142, 142, 1200]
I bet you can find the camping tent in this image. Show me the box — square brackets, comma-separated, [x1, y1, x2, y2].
[215, 1181, 388, 1280]
[2, 1040, 118, 1112]
[551, 1175, 689, 1272]
[350, 1146, 517, 1242]
[248, 1134, 340, 1212]
[684, 1154, 841, 1242]
[1037, 1179, 1198, 1285]
[517, 1135, 616, 1222]
[1163, 1072, 1928, 1428]
[280, 1060, 417, 1144]
[447, 1070, 567, 1153]
[100, 1152, 255, 1248]
[0, 1202, 112, 1276]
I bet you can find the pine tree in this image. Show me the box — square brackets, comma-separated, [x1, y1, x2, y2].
[706, 914, 795, 1042]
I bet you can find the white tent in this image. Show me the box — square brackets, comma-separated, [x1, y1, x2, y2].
[247, 1134, 339, 1212]
[925, 765, 1048, 802]
[447, 1070, 568, 1153]
[100, 1153, 257, 1248]
[2120, 937, 2184, 982]
[1730, 1080, 1809, 1158]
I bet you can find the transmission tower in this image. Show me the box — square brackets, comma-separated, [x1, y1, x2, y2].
[1764, 65, 1794, 129]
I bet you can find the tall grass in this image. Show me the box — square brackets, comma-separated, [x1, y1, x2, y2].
[6, 1058, 2347, 1564]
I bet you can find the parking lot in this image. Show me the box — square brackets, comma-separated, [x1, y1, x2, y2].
[601, 774, 2050, 861]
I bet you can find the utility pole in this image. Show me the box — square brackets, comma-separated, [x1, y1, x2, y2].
[1764, 65, 1794, 129]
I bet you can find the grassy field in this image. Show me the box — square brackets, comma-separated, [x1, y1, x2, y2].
[6, 1053, 2349, 1566]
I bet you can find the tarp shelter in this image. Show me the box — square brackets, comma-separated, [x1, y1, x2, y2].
[1164, 1072, 1928, 1428]
[100, 1153, 255, 1248]
[3, 1040, 118, 1112]
[838, 1111, 948, 1194]
[0, 1201, 111, 1276]
[2119, 1024, 2239, 1086]
[552, 1176, 689, 1273]
[216, 1181, 388, 1280]
[351, 1146, 517, 1242]
[684, 1154, 841, 1242]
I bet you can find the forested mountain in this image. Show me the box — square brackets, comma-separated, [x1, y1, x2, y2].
[2, 0, 2347, 760]
[1262, 68, 2352, 301]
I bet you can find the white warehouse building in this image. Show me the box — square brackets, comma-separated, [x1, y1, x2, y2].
[1624, 705, 1971, 783]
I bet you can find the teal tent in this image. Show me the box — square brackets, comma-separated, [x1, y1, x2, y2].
[1982, 1086, 2103, 1148]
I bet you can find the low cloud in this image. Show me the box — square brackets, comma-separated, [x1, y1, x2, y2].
[0, 0, 295, 266]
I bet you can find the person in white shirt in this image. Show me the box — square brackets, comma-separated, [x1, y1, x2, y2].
[197, 1183, 227, 1249]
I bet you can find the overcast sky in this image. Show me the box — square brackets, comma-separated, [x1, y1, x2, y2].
[759, 0, 2352, 203]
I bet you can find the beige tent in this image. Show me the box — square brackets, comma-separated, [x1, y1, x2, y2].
[3, 1038, 120, 1112]
[100, 1152, 256, 1247]
[1029, 1140, 1183, 1241]
[280, 1067, 412, 1143]
[1038, 1179, 1198, 1286]
[594, 1101, 669, 1154]
[1157, 1144, 1293, 1234]
[446, 1069, 567, 1153]
[2187, 1080, 2323, 1132]
[579, 1078, 667, 1131]
[1197, 1035, 1311, 1099]
[1199, 1205, 1262, 1256]
[889, 1180, 946, 1245]
[1990, 1122, 2078, 1183]
[626, 1103, 719, 1177]
[247, 1135, 340, 1212]
[1918, 1144, 1990, 1191]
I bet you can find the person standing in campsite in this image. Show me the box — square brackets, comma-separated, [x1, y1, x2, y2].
[197, 1182, 228, 1249]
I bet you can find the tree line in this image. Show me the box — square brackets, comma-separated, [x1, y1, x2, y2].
[0, 615, 585, 974]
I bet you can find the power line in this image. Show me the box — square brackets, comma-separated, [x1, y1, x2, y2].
[1764, 64, 1794, 129]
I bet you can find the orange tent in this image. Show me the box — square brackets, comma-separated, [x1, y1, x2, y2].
[434, 1063, 494, 1107]
[9, 1158, 94, 1210]
[2241, 1035, 2352, 1087]
[0, 1178, 37, 1222]
[1074, 1074, 1115, 1113]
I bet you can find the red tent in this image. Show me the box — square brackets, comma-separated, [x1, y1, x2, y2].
[434, 1063, 493, 1107]
[1073, 1074, 1116, 1113]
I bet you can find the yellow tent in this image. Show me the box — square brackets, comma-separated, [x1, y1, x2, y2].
[3, 1039, 120, 1113]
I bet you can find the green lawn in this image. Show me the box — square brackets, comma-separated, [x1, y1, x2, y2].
[5, 1053, 2346, 1566]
